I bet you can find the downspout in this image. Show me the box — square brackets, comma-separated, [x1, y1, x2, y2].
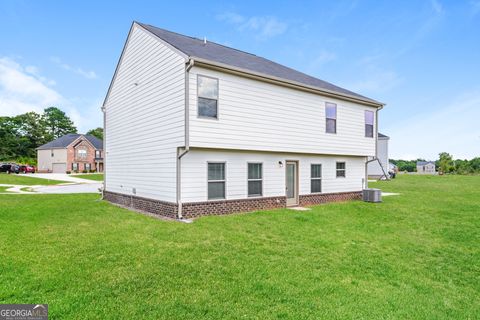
[101, 104, 106, 200]
[365, 105, 384, 189]
[176, 58, 194, 219]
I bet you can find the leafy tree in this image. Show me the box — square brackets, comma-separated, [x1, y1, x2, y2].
[438, 152, 454, 173]
[86, 127, 103, 140]
[42, 107, 77, 140]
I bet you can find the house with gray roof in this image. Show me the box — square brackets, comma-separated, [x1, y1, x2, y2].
[102, 22, 385, 219]
[37, 133, 103, 173]
[417, 161, 436, 174]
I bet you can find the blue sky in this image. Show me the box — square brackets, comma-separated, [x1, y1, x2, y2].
[1, 0, 479, 160]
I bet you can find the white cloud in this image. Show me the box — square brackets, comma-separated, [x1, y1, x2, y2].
[0, 57, 101, 132]
[387, 90, 480, 160]
[217, 12, 288, 38]
[0, 57, 62, 115]
[309, 50, 336, 69]
[430, 0, 444, 15]
[50, 56, 97, 79]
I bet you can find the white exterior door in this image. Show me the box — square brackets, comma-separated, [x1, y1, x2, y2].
[286, 161, 299, 206]
[52, 163, 66, 173]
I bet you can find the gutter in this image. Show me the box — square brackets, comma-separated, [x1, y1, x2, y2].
[101, 105, 106, 199]
[176, 58, 195, 219]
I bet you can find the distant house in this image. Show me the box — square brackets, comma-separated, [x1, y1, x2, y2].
[416, 161, 436, 174]
[367, 133, 390, 179]
[37, 134, 103, 173]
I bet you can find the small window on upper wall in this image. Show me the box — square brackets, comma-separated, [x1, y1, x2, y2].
[198, 75, 219, 118]
[336, 162, 346, 178]
[365, 110, 374, 137]
[326, 102, 337, 134]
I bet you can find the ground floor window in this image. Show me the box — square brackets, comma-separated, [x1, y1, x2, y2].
[208, 162, 225, 200]
[336, 162, 346, 178]
[311, 164, 322, 193]
[248, 163, 263, 197]
[85, 163, 91, 171]
[72, 163, 78, 171]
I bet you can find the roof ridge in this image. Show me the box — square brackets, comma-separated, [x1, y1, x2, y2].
[138, 22, 263, 59]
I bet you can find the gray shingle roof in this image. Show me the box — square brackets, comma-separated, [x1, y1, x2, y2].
[417, 161, 435, 166]
[138, 22, 381, 105]
[378, 133, 389, 138]
[37, 134, 103, 150]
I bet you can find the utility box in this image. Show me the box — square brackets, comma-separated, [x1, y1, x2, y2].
[363, 188, 382, 202]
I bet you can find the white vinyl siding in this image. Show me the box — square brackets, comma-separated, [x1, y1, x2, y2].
[188, 66, 376, 157]
[181, 149, 365, 202]
[367, 136, 389, 177]
[104, 24, 186, 202]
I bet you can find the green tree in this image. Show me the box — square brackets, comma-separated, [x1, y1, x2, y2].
[86, 127, 103, 140]
[42, 107, 77, 140]
[438, 152, 454, 173]
[14, 112, 48, 158]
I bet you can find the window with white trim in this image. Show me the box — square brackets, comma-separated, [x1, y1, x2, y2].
[85, 163, 91, 171]
[326, 102, 337, 133]
[198, 75, 219, 118]
[336, 162, 346, 178]
[77, 148, 87, 159]
[72, 163, 78, 171]
[208, 162, 225, 200]
[365, 110, 374, 137]
[248, 163, 263, 197]
[311, 164, 322, 193]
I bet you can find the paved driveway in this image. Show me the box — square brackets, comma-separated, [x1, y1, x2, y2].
[34, 183, 102, 194]
[31, 173, 101, 184]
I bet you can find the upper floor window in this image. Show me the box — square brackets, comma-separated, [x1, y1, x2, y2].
[326, 102, 337, 134]
[336, 162, 346, 178]
[208, 162, 225, 200]
[77, 148, 87, 159]
[198, 75, 218, 119]
[248, 163, 263, 197]
[95, 150, 101, 158]
[311, 164, 322, 193]
[365, 110, 374, 137]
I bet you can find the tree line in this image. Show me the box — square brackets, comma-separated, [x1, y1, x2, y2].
[391, 152, 480, 174]
[0, 107, 103, 165]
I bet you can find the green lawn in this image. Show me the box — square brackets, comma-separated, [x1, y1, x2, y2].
[0, 173, 67, 185]
[0, 175, 478, 319]
[74, 173, 104, 181]
[0, 186, 13, 193]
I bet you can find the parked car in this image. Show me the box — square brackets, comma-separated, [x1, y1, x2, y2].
[18, 165, 36, 174]
[0, 164, 20, 174]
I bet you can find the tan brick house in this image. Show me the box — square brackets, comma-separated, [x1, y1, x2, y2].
[37, 134, 103, 173]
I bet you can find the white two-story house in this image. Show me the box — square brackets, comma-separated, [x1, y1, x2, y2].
[102, 22, 385, 219]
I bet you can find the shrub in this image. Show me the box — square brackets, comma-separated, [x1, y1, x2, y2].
[82, 170, 88, 174]
[66, 171, 71, 174]
[89, 169, 96, 173]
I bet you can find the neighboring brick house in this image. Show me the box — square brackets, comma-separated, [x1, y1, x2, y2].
[37, 134, 103, 173]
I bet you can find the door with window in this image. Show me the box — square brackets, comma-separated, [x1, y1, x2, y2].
[286, 161, 299, 206]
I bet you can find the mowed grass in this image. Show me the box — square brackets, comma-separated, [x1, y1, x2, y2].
[0, 173, 67, 185]
[74, 173, 103, 181]
[0, 175, 479, 319]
